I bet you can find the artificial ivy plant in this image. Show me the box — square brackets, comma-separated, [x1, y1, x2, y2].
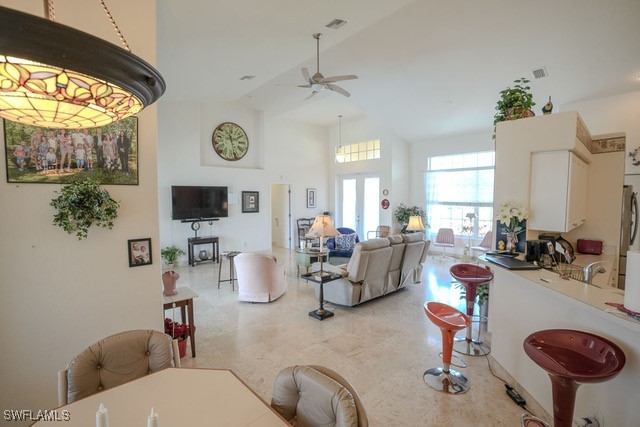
[50, 180, 119, 240]
[493, 77, 536, 138]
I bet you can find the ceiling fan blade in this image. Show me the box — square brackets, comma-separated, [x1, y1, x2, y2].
[301, 67, 311, 83]
[304, 91, 319, 101]
[319, 74, 358, 84]
[325, 83, 351, 97]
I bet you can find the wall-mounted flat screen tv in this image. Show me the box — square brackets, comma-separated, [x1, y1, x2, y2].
[171, 186, 228, 220]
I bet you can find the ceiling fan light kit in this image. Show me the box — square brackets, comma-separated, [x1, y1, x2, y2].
[0, 3, 165, 129]
[298, 32, 357, 100]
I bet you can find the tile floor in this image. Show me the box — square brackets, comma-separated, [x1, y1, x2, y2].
[172, 247, 545, 426]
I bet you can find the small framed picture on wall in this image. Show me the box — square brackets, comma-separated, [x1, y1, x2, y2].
[242, 191, 259, 213]
[128, 238, 152, 267]
[306, 188, 316, 208]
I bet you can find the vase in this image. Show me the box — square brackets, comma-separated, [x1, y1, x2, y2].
[177, 338, 187, 358]
[199, 250, 209, 261]
[506, 232, 518, 253]
[162, 270, 179, 296]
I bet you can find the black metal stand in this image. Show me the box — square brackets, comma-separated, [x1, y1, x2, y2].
[308, 281, 334, 320]
[302, 271, 340, 321]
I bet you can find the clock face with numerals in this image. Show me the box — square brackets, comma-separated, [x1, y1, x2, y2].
[212, 122, 249, 161]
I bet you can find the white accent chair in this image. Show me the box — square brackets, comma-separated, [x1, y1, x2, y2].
[471, 231, 493, 257]
[433, 228, 455, 259]
[58, 330, 179, 405]
[235, 253, 287, 303]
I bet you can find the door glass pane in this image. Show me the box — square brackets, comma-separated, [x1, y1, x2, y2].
[342, 179, 357, 230]
[363, 177, 379, 237]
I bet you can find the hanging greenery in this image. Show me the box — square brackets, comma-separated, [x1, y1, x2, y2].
[50, 180, 119, 240]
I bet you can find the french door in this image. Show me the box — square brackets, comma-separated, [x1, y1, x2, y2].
[339, 175, 379, 239]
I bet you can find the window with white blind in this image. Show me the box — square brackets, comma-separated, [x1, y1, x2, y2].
[425, 151, 494, 239]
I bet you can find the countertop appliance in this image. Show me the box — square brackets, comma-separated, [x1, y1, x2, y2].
[526, 240, 550, 263]
[618, 185, 638, 290]
[538, 232, 575, 264]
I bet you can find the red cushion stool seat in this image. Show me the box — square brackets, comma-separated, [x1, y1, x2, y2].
[423, 301, 471, 394]
[522, 329, 626, 427]
[449, 263, 493, 356]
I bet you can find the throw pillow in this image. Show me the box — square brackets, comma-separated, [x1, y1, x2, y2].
[335, 233, 357, 251]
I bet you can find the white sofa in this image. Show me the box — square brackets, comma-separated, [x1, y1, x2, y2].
[235, 253, 287, 302]
[320, 233, 429, 307]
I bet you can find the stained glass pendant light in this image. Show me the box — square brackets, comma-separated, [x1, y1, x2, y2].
[0, 1, 165, 129]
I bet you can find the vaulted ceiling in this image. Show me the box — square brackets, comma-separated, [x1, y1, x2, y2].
[157, 0, 640, 142]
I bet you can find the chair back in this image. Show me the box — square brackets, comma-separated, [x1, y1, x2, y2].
[435, 228, 455, 245]
[235, 253, 286, 302]
[58, 330, 177, 405]
[271, 365, 368, 427]
[478, 231, 492, 249]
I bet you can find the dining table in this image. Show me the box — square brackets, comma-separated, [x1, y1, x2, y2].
[32, 368, 289, 426]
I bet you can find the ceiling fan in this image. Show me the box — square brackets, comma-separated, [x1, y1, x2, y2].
[298, 33, 358, 100]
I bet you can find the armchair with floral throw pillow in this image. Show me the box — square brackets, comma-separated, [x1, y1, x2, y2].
[326, 227, 360, 258]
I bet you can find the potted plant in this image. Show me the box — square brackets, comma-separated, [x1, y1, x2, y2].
[164, 318, 192, 358]
[393, 204, 427, 232]
[493, 77, 536, 139]
[50, 180, 119, 240]
[160, 245, 185, 296]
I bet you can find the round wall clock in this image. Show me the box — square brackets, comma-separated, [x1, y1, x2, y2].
[212, 122, 249, 161]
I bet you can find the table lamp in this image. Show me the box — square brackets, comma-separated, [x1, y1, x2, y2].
[406, 215, 425, 233]
[307, 214, 339, 277]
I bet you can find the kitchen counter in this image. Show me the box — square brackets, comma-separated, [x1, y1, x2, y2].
[482, 258, 640, 425]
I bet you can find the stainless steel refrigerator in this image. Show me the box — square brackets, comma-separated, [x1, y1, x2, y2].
[618, 185, 638, 290]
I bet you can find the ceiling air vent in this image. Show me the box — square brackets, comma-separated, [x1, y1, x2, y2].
[531, 67, 548, 79]
[325, 18, 348, 30]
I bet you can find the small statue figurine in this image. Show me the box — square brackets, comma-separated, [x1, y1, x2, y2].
[497, 240, 506, 251]
[542, 96, 553, 115]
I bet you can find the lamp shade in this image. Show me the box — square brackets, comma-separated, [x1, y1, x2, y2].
[0, 6, 164, 129]
[307, 214, 340, 238]
[406, 215, 425, 231]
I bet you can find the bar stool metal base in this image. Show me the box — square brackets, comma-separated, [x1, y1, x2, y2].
[521, 414, 550, 427]
[454, 338, 491, 356]
[423, 367, 469, 394]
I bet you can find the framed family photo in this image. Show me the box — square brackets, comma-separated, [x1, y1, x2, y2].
[128, 238, 152, 267]
[242, 191, 259, 213]
[306, 188, 316, 208]
[3, 117, 139, 185]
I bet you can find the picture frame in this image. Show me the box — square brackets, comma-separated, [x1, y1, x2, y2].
[128, 238, 152, 267]
[4, 117, 139, 185]
[306, 188, 316, 208]
[242, 191, 259, 213]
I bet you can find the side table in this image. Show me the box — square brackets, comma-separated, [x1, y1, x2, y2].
[218, 251, 241, 290]
[163, 287, 199, 357]
[188, 236, 219, 266]
[295, 248, 329, 276]
[301, 272, 342, 320]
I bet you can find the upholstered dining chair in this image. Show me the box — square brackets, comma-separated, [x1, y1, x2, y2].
[58, 329, 179, 405]
[433, 228, 455, 259]
[271, 365, 368, 427]
[471, 230, 493, 257]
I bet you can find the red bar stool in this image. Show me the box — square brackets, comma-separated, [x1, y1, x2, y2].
[449, 263, 493, 356]
[522, 329, 626, 427]
[423, 301, 471, 394]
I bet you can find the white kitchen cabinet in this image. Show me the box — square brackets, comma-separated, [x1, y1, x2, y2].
[529, 150, 588, 232]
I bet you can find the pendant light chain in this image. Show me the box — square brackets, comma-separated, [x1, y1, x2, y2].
[44, 0, 56, 21]
[98, 0, 131, 52]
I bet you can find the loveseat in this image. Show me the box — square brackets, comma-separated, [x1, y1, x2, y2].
[320, 233, 430, 307]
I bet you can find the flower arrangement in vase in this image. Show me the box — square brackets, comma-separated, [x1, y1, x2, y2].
[164, 318, 193, 358]
[496, 201, 528, 253]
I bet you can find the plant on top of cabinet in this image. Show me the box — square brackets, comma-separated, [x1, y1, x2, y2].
[50, 180, 119, 240]
[493, 78, 536, 139]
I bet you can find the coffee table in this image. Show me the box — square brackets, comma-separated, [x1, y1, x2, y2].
[295, 248, 329, 276]
[301, 272, 342, 320]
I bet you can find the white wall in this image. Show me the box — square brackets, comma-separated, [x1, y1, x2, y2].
[157, 104, 329, 257]
[0, 0, 161, 418]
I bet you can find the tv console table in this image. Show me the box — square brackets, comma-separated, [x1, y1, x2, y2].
[188, 236, 219, 266]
